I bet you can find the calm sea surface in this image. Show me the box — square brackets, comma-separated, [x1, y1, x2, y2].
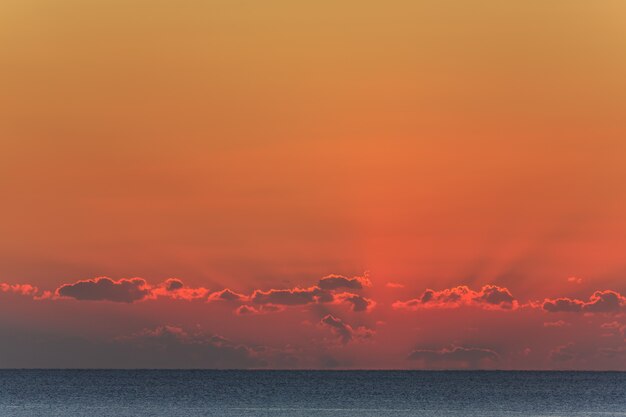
[0, 370, 624, 416]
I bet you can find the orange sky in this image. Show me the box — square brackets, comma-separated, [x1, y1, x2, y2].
[0, 0, 625, 369]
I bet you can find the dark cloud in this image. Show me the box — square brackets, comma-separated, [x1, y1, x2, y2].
[164, 278, 184, 291]
[336, 293, 375, 312]
[62, 277, 211, 302]
[407, 346, 499, 367]
[318, 274, 370, 291]
[57, 277, 150, 303]
[235, 304, 283, 315]
[320, 315, 353, 343]
[249, 276, 374, 312]
[394, 285, 518, 311]
[208, 289, 247, 302]
[251, 287, 333, 306]
[117, 325, 266, 368]
[542, 290, 626, 314]
[33, 273, 379, 312]
[319, 314, 374, 344]
[584, 291, 625, 313]
[542, 298, 584, 313]
[474, 285, 516, 306]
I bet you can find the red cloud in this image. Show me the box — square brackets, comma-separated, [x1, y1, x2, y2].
[320, 314, 374, 344]
[56, 277, 151, 303]
[0, 283, 39, 296]
[542, 290, 626, 313]
[568, 276, 583, 284]
[393, 285, 518, 311]
[318, 274, 371, 291]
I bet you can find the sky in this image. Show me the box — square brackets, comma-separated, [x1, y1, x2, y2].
[0, 0, 625, 369]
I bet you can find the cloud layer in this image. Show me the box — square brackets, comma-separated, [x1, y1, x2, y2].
[2, 274, 625, 370]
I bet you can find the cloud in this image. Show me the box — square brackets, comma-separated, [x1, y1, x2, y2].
[249, 285, 374, 313]
[393, 285, 518, 311]
[163, 287, 211, 301]
[542, 298, 584, 313]
[584, 291, 626, 313]
[164, 278, 184, 291]
[550, 343, 576, 362]
[249, 276, 375, 312]
[601, 321, 622, 330]
[407, 345, 499, 367]
[601, 321, 626, 338]
[208, 289, 248, 302]
[319, 314, 374, 344]
[542, 290, 626, 314]
[36, 273, 376, 311]
[385, 282, 404, 289]
[473, 285, 517, 307]
[235, 304, 283, 315]
[599, 347, 626, 358]
[236, 305, 259, 315]
[567, 276, 583, 284]
[0, 283, 39, 296]
[148, 279, 210, 301]
[118, 325, 265, 368]
[334, 293, 375, 312]
[318, 274, 371, 291]
[251, 287, 333, 306]
[57, 277, 151, 303]
[543, 320, 567, 328]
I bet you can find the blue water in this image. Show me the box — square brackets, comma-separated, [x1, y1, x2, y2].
[0, 370, 624, 416]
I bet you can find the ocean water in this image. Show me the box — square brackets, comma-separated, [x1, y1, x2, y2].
[0, 370, 624, 416]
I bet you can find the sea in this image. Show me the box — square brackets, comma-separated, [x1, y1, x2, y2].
[0, 370, 624, 416]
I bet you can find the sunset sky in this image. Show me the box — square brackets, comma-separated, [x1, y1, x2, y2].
[1, 0, 625, 369]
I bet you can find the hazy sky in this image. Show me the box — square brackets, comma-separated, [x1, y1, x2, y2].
[1, 0, 625, 369]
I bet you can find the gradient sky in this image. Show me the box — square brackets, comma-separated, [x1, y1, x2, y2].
[1, 0, 626, 369]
